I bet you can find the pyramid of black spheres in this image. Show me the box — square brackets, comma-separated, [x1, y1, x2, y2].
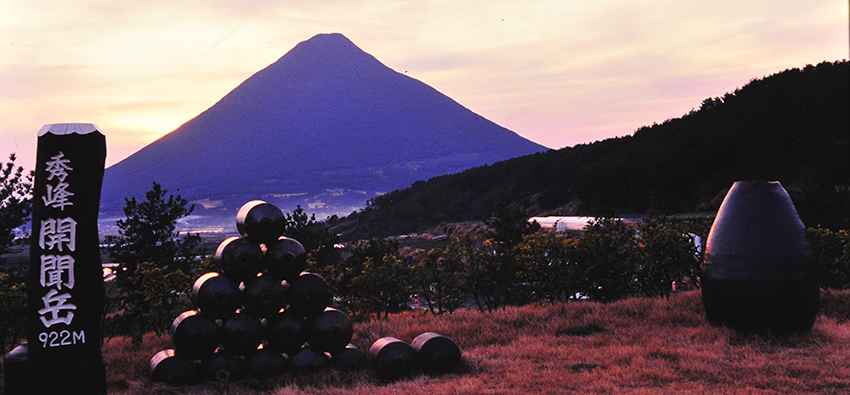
[150, 201, 461, 386]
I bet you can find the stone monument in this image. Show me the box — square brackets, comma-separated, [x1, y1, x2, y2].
[26, 123, 107, 395]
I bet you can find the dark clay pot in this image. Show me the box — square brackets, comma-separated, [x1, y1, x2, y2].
[236, 200, 285, 245]
[309, 307, 353, 355]
[215, 236, 263, 283]
[330, 344, 369, 370]
[150, 349, 198, 386]
[264, 236, 308, 282]
[241, 275, 286, 318]
[201, 349, 244, 382]
[171, 310, 220, 361]
[368, 337, 417, 379]
[220, 312, 264, 356]
[192, 272, 241, 319]
[411, 332, 462, 374]
[265, 310, 309, 355]
[701, 181, 817, 335]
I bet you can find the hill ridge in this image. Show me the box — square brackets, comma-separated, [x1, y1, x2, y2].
[340, 60, 849, 239]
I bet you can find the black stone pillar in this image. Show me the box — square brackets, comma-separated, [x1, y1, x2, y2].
[27, 123, 107, 395]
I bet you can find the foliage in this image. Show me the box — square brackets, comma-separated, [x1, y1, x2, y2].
[285, 205, 341, 281]
[484, 204, 541, 248]
[334, 211, 710, 316]
[292, 206, 713, 318]
[103, 182, 201, 342]
[481, 204, 541, 306]
[513, 216, 707, 303]
[632, 216, 703, 298]
[408, 207, 535, 312]
[0, 154, 33, 264]
[347, 253, 414, 319]
[105, 262, 192, 340]
[808, 226, 850, 290]
[0, 154, 32, 352]
[513, 231, 577, 303]
[105, 182, 200, 275]
[444, 231, 501, 311]
[0, 273, 27, 352]
[411, 248, 464, 314]
[340, 61, 849, 239]
[334, 237, 401, 319]
[569, 217, 639, 302]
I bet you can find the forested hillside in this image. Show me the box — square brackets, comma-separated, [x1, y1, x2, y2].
[339, 61, 849, 239]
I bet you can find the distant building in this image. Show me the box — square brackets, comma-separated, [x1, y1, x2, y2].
[528, 216, 595, 233]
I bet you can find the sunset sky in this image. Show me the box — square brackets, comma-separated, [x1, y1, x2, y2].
[1, 0, 847, 170]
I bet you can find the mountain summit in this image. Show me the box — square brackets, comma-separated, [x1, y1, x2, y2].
[100, 33, 547, 225]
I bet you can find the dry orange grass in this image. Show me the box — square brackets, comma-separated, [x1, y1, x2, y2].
[5, 290, 850, 394]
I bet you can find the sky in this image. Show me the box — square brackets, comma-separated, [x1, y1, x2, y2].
[2, 0, 847, 170]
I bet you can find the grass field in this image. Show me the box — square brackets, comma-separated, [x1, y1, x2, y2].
[5, 289, 850, 394]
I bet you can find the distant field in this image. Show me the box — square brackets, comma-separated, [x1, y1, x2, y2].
[7, 289, 842, 395]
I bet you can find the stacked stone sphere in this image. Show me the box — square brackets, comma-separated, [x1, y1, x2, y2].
[150, 200, 461, 386]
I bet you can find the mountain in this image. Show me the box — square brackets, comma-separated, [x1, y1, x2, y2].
[339, 61, 849, 239]
[100, 33, 547, 228]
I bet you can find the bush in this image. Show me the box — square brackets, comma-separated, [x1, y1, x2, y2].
[104, 182, 201, 343]
[0, 273, 26, 352]
[808, 226, 850, 290]
[104, 262, 192, 340]
[0, 154, 32, 265]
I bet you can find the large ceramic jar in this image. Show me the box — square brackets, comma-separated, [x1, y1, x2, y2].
[701, 181, 817, 335]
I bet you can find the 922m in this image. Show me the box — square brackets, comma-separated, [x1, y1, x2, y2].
[38, 330, 85, 348]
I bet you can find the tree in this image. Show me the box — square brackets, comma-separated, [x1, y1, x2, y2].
[106, 182, 199, 275]
[482, 204, 541, 306]
[571, 217, 638, 302]
[447, 231, 501, 312]
[103, 182, 200, 342]
[808, 226, 850, 290]
[485, 204, 541, 249]
[412, 248, 465, 314]
[633, 216, 701, 298]
[106, 262, 191, 341]
[336, 237, 399, 319]
[0, 273, 26, 352]
[0, 154, 33, 264]
[284, 206, 335, 250]
[514, 231, 578, 303]
[284, 205, 341, 278]
[347, 253, 414, 319]
[0, 154, 31, 352]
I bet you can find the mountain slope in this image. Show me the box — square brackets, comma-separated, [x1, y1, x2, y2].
[101, 33, 547, 223]
[341, 61, 849, 238]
